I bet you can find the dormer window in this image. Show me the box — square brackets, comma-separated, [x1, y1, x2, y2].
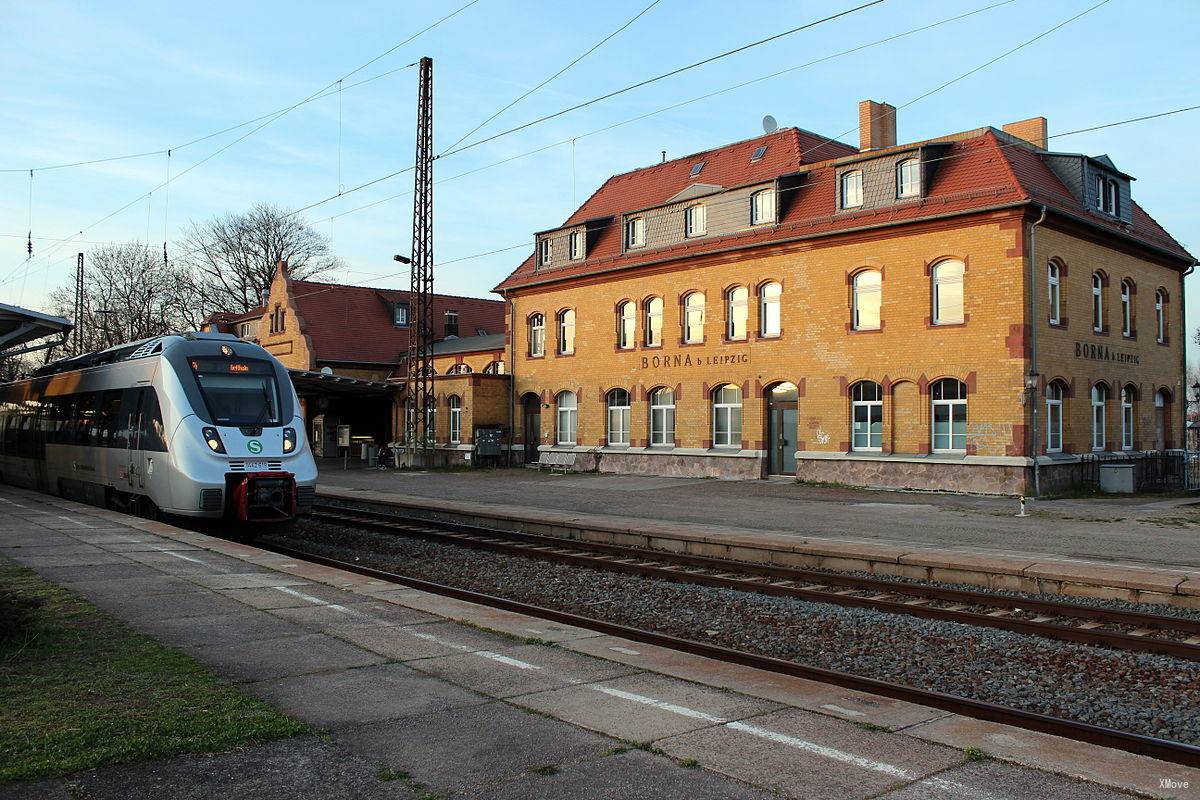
[625, 217, 646, 249]
[568, 230, 584, 260]
[444, 310, 459, 338]
[393, 302, 410, 327]
[690, 161, 705, 178]
[1106, 179, 1118, 215]
[750, 189, 775, 226]
[684, 204, 707, 238]
[897, 158, 920, 198]
[538, 238, 553, 266]
[1095, 173, 1120, 216]
[841, 170, 863, 209]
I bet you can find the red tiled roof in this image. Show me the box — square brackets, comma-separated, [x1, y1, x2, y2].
[288, 280, 505, 365]
[496, 129, 1193, 293]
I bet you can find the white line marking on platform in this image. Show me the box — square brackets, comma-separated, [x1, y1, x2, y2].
[156, 549, 207, 565]
[586, 684, 727, 724]
[725, 721, 913, 779]
[0, 498, 27, 508]
[57, 515, 90, 527]
[820, 703, 866, 718]
[274, 586, 349, 611]
[407, 630, 541, 670]
[609, 646, 641, 655]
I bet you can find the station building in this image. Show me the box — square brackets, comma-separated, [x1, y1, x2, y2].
[494, 102, 1196, 493]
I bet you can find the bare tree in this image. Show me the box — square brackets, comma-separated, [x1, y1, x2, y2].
[179, 202, 340, 314]
[47, 242, 202, 357]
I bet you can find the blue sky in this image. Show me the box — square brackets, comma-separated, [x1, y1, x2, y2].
[1, 0, 1197, 358]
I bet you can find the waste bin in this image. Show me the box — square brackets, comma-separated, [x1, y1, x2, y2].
[1099, 463, 1135, 494]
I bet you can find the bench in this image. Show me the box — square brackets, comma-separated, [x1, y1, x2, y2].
[534, 451, 577, 473]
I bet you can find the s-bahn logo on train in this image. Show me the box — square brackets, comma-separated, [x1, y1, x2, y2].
[247, 440, 263, 454]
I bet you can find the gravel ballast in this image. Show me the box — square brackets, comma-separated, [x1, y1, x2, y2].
[266, 519, 1200, 746]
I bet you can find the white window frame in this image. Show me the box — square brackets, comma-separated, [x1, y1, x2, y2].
[931, 260, 965, 325]
[931, 379, 967, 453]
[1121, 387, 1134, 451]
[448, 396, 462, 444]
[649, 388, 675, 447]
[683, 293, 705, 344]
[759, 282, 781, 338]
[625, 217, 645, 249]
[841, 170, 863, 209]
[1046, 383, 1063, 454]
[1091, 383, 1107, 451]
[617, 301, 636, 350]
[852, 270, 881, 331]
[1047, 261, 1060, 325]
[851, 381, 883, 452]
[726, 286, 748, 340]
[712, 385, 742, 448]
[538, 238, 553, 266]
[644, 296, 663, 347]
[1095, 174, 1105, 211]
[1106, 179, 1118, 215]
[556, 391, 578, 446]
[529, 314, 545, 357]
[1120, 281, 1132, 337]
[1155, 289, 1166, 343]
[569, 230, 584, 260]
[684, 204, 707, 238]
[750, 189, 775, 226]
[896, 159, 920, 199]
[606, 389, 631, 447]
[1092, 273, 1104, 332]
[483, 360, 505, 374]
[558, 309, 576, 355]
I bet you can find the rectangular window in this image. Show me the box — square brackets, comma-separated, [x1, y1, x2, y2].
[444, 311, 459, 338]
[841, 171, 863, 209]
[750, 190, 775, 225]
[539, 238, 553, 266]
[625, 217, 645, 249]
[852, 402, 882, 451]
[932, 400, 967, 452]
[713, 406, 742, 447]
[608, 406, 630, 446]
[1047, 400, 1062, 453]
[684, 205, 706, 238]
[449, 406, 461, 444]
[650, 406, 674, 446]
[393, 303, 409, 327]
[569, 230, 584, 260]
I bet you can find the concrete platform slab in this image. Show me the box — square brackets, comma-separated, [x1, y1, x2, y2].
[189, 633, 384, 681]
[59, 573, 201, 598]
[268, 599, 438, 630]
[7, 551, 131, 568]
[905, 713, 1200, 799]
[247, 662, 488, 728]
[470, 748, 773, 800]
[334, 701, 613, 794]
[332, 620, 522, 662]
[131, 610, 311, 648]
[657, 707, 965, 800]
[874, 759, 1139, 799]
[409, 642, 639, 698]
[88, 590, 250, 622]
[188, 572, 309, 590]
[511, 672, 781, 743]
[217, 584, 367, 610]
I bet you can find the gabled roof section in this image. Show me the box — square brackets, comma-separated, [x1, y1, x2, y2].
[667, 183, 724, 203]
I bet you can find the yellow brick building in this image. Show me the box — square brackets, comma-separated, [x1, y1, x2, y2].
[494, 104, 1195, 494]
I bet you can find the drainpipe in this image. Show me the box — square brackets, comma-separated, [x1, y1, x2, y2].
[1029, 205, 1047, 497]
[504, 288, 516, 467]
[1183, 262, 1195, 452]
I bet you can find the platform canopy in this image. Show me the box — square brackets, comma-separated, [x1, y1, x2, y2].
[0, 302, 72, 358]
[288, 369, 397, 397]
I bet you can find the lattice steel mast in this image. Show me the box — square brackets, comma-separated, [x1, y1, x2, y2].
[404, 56, 434, 467]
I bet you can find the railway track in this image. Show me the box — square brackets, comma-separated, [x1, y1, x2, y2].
[261, 511, 1200, 768]
[308, 501, 1200, 663]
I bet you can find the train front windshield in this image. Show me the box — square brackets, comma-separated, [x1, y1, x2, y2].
[189, 358, 282, 426]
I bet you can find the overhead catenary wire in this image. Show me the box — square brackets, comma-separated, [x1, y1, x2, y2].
[441, 0, 665, 155]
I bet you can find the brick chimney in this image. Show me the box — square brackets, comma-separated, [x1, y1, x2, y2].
[1002, 116, 1048, 150]
[859, 100, 897, 151]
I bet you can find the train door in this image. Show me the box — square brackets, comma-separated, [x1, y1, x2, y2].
[135, 389, 168, 494]
[120, 390, 146, 491]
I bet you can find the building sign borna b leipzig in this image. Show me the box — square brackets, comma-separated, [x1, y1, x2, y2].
[1075, 341, 1139, 365]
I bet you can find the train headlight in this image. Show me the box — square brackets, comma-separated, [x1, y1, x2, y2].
[283, 427, 297, 453]
[202, 427, 226, 454]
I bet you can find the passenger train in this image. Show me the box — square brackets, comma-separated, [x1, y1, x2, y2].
[0, 331, 317, 521]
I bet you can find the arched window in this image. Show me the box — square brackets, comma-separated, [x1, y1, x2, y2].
[712, 385, 743, 448]
[931, 260, 965, 325]
[897, 159, 920, 198]
[447, 363, 472, 375]
[1120, 280, 1133, 337]
[1155, 289, 1167, 343]
[1046, 381, 1065, 453]
[726, 286, 748, 340]
[483, 360, 505, 374]
[606, 388, 631, 446]
[931, 378, 967, 453]
[1092, 272, 1104, 332]
[852, 270, 881, 331]
[759, 281, 782, 337]
[617, 301, 636, 349]
[644, 296, 663, 347]
[556, 391, 578, 446]
[841, 170, 863, 208]
[1047, 261, 1061, 325]
[448, 395, 462, 444]
[528, 313, 545, 357]
[649, 388, 675, 446]
[684, 204, 707, 238]
[557, 309, 576, 354]
[683, 292, 705, 344]
[1121, 385, 1136, 451]
[750, 189, 775, 225]
[1091, 383, 1108, 451]
[851, 381, 883, 451]
[625, 217, 645, 249]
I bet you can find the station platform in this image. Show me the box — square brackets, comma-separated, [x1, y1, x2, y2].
[1, 486, 1197, 799]
[317, 469, 1200, 609]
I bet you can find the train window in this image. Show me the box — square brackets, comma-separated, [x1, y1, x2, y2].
[18, 413, 35, 459]
[138, 389, 168, 453]
[189, 358, 281, 426]
[96, 391, 123, 448]
[2, 415, 14, 456]
[113, 389, 140, 450]
[74, 392, 99, 446]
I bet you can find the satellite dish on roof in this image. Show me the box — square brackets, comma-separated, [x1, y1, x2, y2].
[762, 115, 778, 134]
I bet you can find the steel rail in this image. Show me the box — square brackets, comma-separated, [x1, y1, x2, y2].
[309, 502, 1200, 662]
[258, 535, 1200, 768]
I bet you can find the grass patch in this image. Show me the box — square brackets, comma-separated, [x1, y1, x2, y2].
[679, 757, 700, 769]
[621, 739, 664, 756]
[527, 764, 560, 776]
[600, 745, 631, 757]
[521, 637, 557, 647]
[0, 560, 305, 783]
[375, 768, 410, 782]
[963, 746, 988, 762]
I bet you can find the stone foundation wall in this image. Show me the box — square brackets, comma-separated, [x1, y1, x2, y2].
[597, 451, 762, 480]
[795, 458, 1029, 495]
